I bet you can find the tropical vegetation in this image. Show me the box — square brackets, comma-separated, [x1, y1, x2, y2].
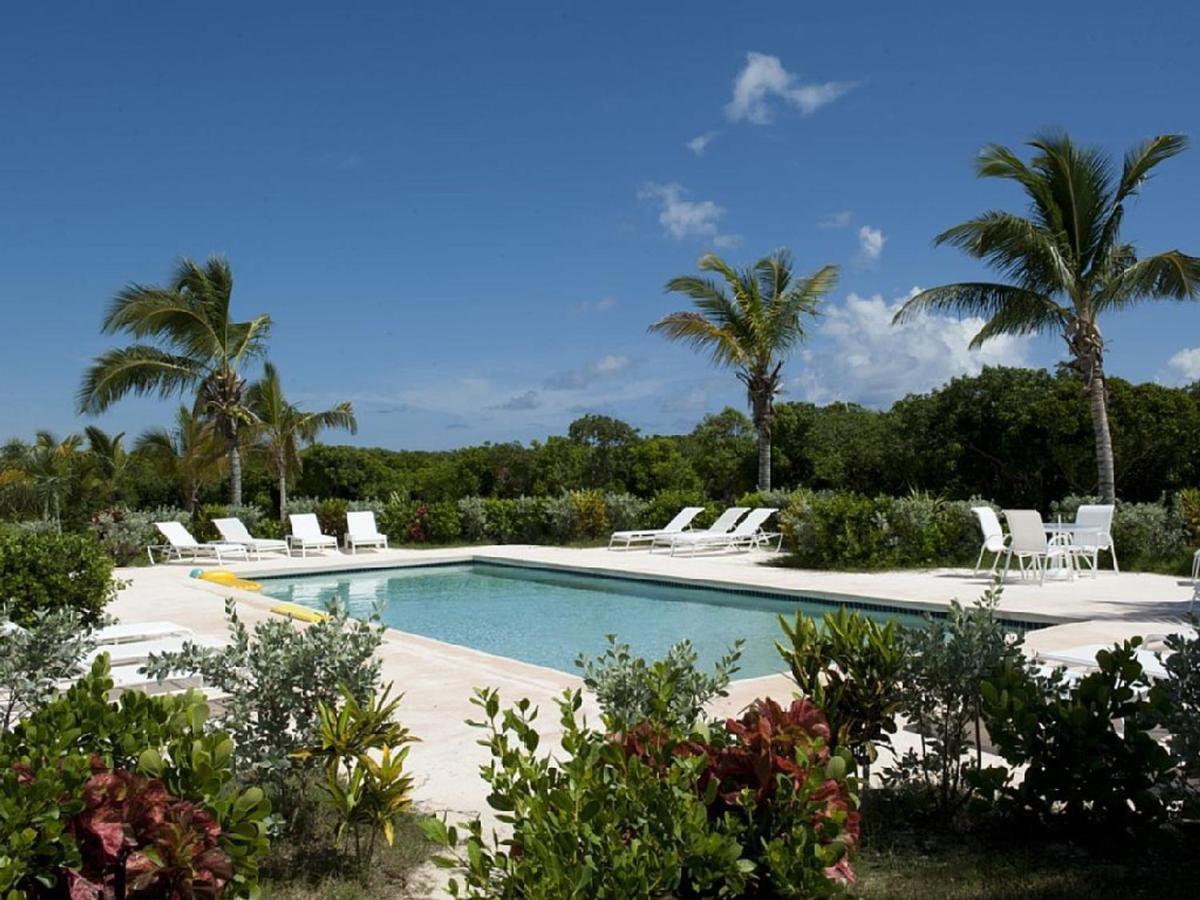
[894, 132, 1200, 504]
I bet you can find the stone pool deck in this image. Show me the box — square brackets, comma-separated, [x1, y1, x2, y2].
[106, 545, 1196, 896]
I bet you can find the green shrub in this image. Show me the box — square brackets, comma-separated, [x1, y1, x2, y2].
[316, 497, 350, 540]
[378, 495, 420, 542]
[457, 497, 487, 541]
[0, 529, 118, 626]
[575, 635, 743, 733]
[780, 491, 892, 569]
[424, 689, 858, 898]
[510, 496, 550, 543]
[0, 658, 270, 898]
[481, 498, 517, 543]
[638, 489, 712, 531]
[777, 607, 905, 780]
[604, 492, 648, 534]
[979, 640, 1172, 837]
[568, 489, 608, 538]
[1157, 623, 1200, 814]
[0, 605, 96, 732]
[142, 598, 386, 827]
[425, 500, 463, 543]
[194, 502, 271, 542]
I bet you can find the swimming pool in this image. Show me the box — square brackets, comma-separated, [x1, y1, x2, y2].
[258, 562, 947, 678]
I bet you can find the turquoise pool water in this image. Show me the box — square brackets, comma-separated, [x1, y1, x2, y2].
[259, 563, 933, 679]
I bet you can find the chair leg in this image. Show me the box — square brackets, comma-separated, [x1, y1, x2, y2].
[974, 544, 986, 575]
[1110, 546, 1119, 574]
[1001, 551, 1012, 582]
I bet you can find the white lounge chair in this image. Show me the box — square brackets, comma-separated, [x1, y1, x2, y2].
[85, 635, 226, 668]
[213, 517, 291, 559]
[1037, 644, 1169, 681]
[1058, 504, 1117, 575]
[656, 508, 779, 557]
[149, 522, 249, 565]
[1000, 510, 1074, 585]
[94, 621, 192, 645]
[650, 506, 749, 551]
[608, 507, 705, 550]
[345, 511, 389, 554]
[971, 507, 1008, 574]
[288, 513, 339, 557]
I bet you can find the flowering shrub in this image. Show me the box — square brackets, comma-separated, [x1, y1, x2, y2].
[568, 489, 609, 538]
[425, 689, 857, 898]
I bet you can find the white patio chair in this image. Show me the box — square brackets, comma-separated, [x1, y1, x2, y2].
[609, 507, 705, 550]
[345, 511, 389, 554]
[1067, 504, 1117, 575]
[1037, 644, 1169, 681]
[94, 621, 192, 645]
[971, 507, 1008, 574]
[149, 522, 249, 565]
[650, 507, 748, 551]
[213, 517, 291, 560]
[1000, 510, 1074, 585]
[657, 508, 778, 557]
[287, 513, 340, 557]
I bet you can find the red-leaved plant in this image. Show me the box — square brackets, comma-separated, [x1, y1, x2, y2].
[622, 697, 860, 888]
[65, 761, 233, 900]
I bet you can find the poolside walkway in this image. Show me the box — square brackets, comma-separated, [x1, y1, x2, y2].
[105, 546, 1195, 896]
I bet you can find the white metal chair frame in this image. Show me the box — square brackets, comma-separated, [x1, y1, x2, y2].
[971, 506, 1008, 575]
[1000, 510, 1075, 585]
[345, 511, 389, 554]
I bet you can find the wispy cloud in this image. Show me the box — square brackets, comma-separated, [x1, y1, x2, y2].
[819, 210, 853, 229]
[575, 296, 617, 314]
[685, 132, 717, 155]
[544, 354, 632, 391]
[492, 390, 542, 411]
[857, 225, 885, 262]
[725, 52, 855, 124]
[795, 289, 1034, 407]
[638, 182, 738, 247]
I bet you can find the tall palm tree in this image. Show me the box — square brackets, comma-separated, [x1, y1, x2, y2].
[135, 406, 226, 513]
[651, 251, 836, 491]
[893, 133, 1200, 503]
[247, 362, 357, 520]
[78, 256, 271, 505]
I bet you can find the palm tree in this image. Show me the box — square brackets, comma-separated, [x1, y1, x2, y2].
[78, 256, 271, 505]
[247, 362, 357, 521]
[84, 425, 130, 503]
[651, 251, 836, 491]
[135, 406, 226, 513]
[0, 432, 84, 528]
[893, 133, 1200, 503]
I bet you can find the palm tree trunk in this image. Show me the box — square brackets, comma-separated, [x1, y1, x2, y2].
[756, 427, 771, 492]
[1088, 369, 1116, 504]
[228, 423, 242, 507]
[278, 470, 288, 523]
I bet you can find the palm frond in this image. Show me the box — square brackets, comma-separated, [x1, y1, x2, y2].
[892, 282, 1062, 330]
[78, 345, 201, 414]
[1116, 134, 1188, 203]
[935, 212, 1075, 293]
[1095, 251, 1200, 311]
[648, 312, 745, 368]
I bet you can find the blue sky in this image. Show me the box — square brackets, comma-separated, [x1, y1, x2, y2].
[2, 1, 1198, 449]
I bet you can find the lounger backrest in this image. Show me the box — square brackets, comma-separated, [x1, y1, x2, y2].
[972, 507, 1006, 552]
[1074, 505, 1114, 548]
[707, 507, 749, 534]
[212, 517, 252, 543]
[346, 510, 379, 536]
[662, 507, 705, 533]
[155, 521, 198, 548]
[1003, 510, 1047, 553]
[730, 507, 777, 536]
[289, 513, 324, 539]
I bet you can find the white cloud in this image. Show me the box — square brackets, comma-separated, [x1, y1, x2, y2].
[638, 182, 738, 246]
[1160, 347, 1200, 385]
[794, 289, 1034, 407]
[686, 132, 717, 155]
[725, 52, 855, 124]
[492, 390, 541, 411]
[857, 225, 885, 261]
[545, 354, 633, 391]
[819, 210, 853, 229]
[575, 296, 616, 314]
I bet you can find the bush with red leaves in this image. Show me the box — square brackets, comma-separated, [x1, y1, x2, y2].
[66, 763, 233, 900]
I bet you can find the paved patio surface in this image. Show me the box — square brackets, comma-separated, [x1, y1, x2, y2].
[105, 545, 1197, 896]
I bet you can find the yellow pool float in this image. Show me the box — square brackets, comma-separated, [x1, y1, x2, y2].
[197, 570, 262, 592]
[270, 602, 330, 623]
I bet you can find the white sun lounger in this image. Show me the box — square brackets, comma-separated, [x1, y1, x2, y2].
[650, 507, 748, 552]
[95, 621, 192, 645]
[85, 635, 226, 668]
[609, 507, 705, 550]
[149, 521, 250, 565]
[1037, 644, 1170, 680]
[288, 513, 340, 557]
[654, 508, 778, 556]
[345, 511, 389, 553]
[213, 517, 291, 559]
